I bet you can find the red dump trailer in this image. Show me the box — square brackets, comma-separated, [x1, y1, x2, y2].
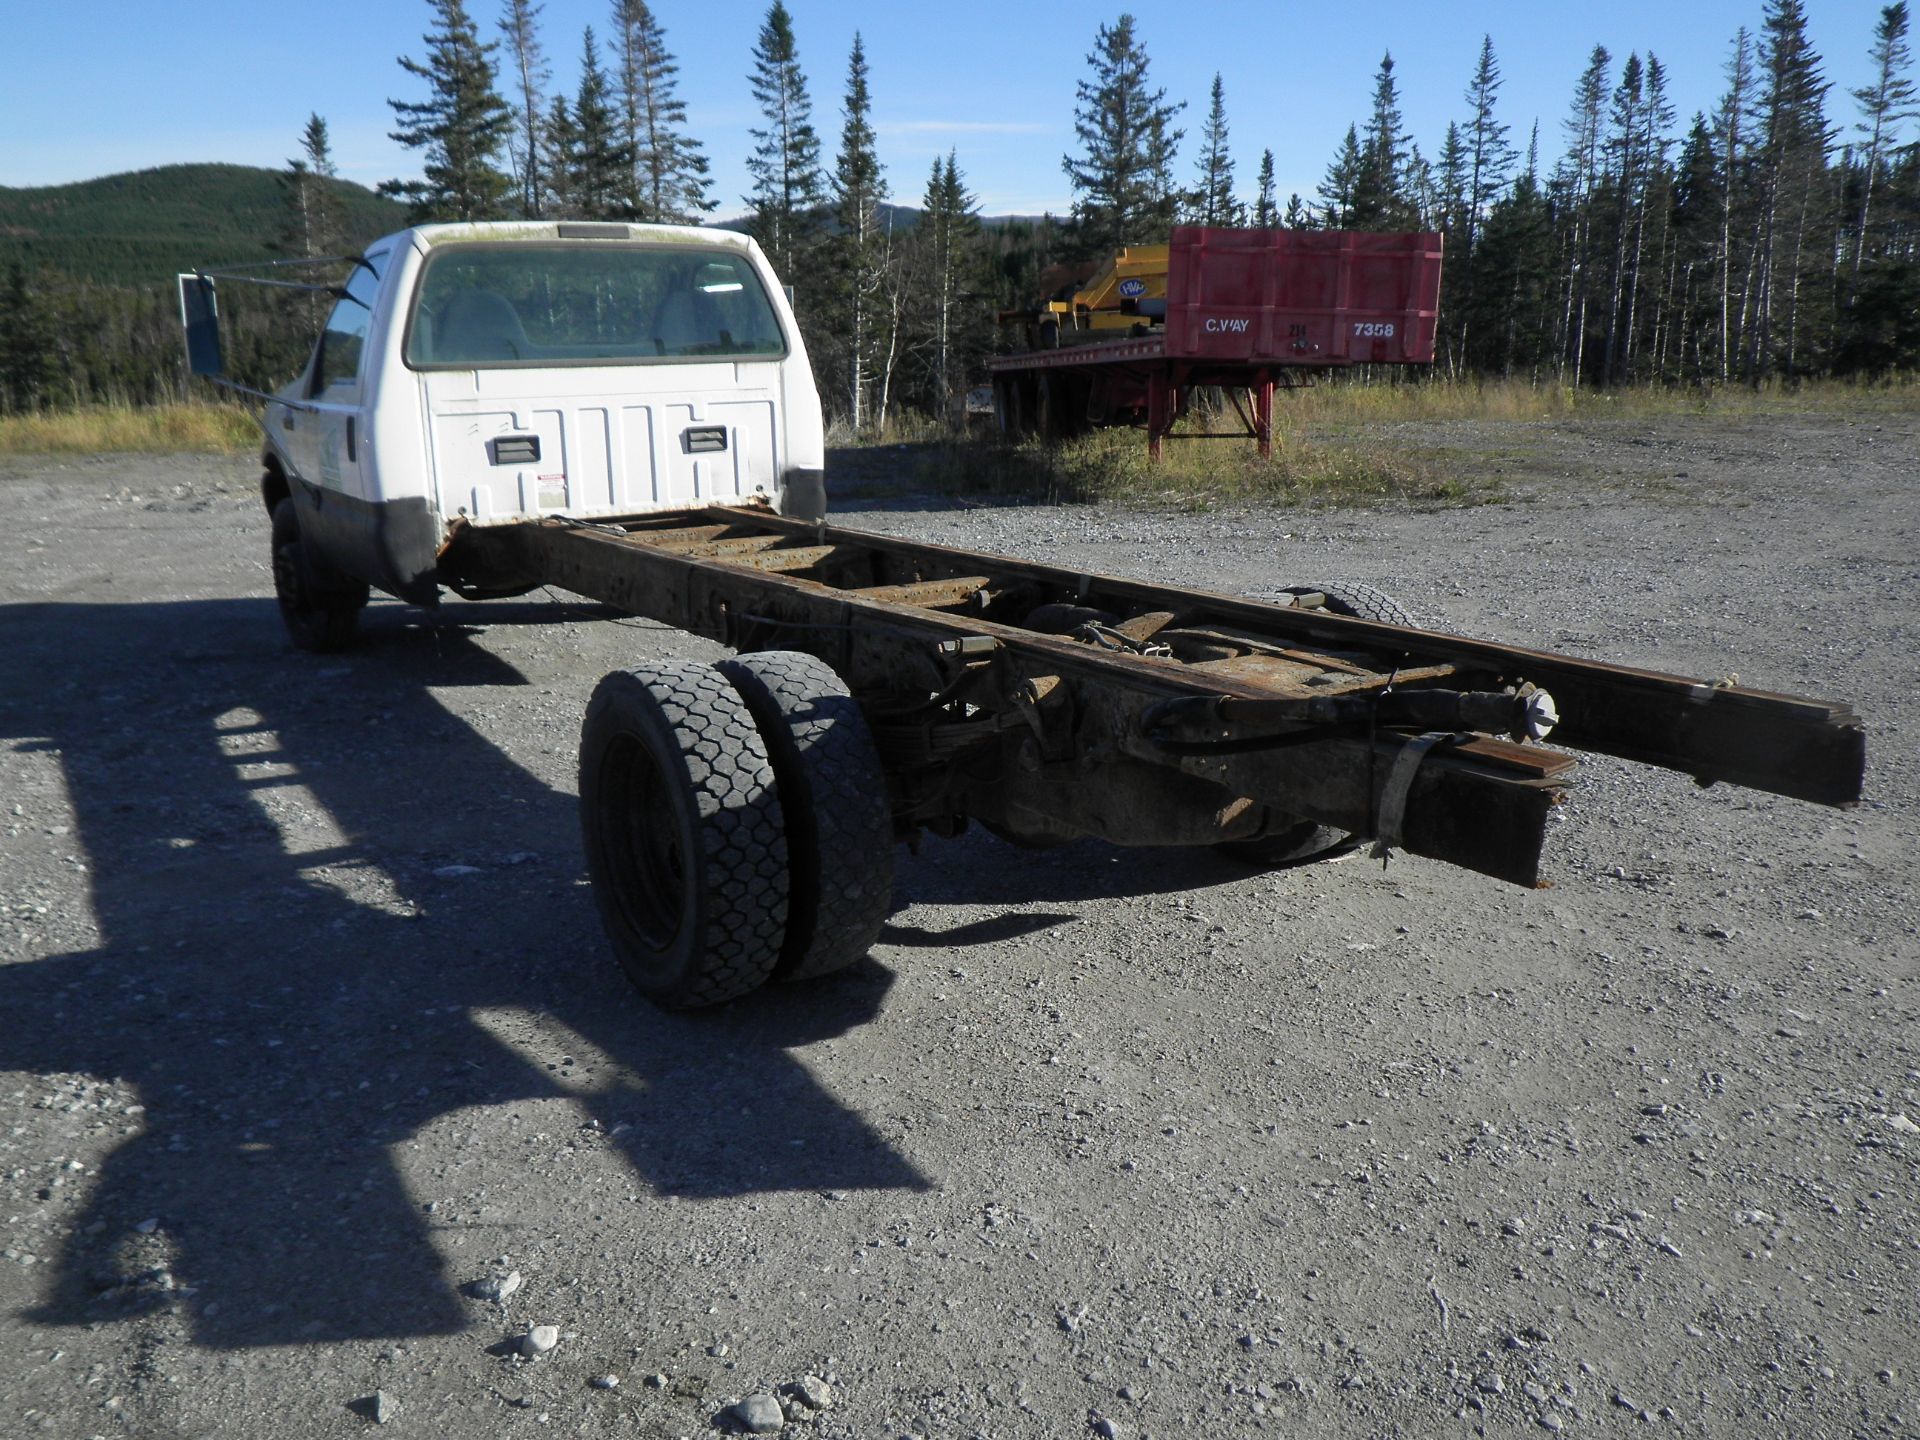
[990, 227, 1443, 458]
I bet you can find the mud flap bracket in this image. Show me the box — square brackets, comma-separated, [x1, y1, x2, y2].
[1369, 731, 1458, 863]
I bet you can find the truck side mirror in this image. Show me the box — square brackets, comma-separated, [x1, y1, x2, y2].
[177, 273, 224, 377]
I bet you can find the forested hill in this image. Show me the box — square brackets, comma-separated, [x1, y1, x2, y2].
[0, 167, 993, 286]
[0, 164, 404, 286]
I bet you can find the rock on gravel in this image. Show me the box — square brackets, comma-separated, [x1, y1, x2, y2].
[783, 1373, 833, 1411]
[355, 1391, 399, 1424]
[730, 1392, 785, 1433]
[468, 1269, 522, 1302]
[520, 1325, 559, 1356]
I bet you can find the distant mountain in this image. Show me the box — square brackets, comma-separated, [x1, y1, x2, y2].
[0, 166, 1049, 291]
[709, 201, 1051, 235]
[0, 163, 405, 288]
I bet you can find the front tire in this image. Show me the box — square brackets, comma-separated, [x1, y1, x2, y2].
[271, 498, 367, 652]
[579, 665, 790, 1008]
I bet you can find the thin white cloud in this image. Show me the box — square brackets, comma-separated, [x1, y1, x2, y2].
[971, 193, 1072, 217]
[879, 120, 1052, 136]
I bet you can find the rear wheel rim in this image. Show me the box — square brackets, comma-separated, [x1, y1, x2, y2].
[598, 731, 687, 953]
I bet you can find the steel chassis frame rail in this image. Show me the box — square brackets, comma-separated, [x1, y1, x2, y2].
[443, 505, 1864, 890]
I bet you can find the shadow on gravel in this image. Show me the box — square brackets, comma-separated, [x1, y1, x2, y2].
[898, 829, 1254, 903]
[879, 912, 1077, 948]
[0, 596, 925, 1351]
[874, 831, 1262, 952]
[825, 441, 1070, 513]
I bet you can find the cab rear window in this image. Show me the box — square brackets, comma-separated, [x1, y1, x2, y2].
[404, 243, 787, 368]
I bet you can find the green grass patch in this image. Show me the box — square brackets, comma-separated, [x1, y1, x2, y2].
[0, 402, 260, 456]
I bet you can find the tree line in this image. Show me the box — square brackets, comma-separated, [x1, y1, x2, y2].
[3, 0, 1913, 420]
[1060, 3, 1918, 385]
[369, 0, 1008, 429]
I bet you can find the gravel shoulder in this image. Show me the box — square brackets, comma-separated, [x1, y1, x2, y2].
[1, 413, 1915, 1439]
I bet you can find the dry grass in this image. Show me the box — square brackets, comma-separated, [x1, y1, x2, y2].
[848, 423, 1476, 510]
[1048, 425, 1473, 508]
[0, 402, 260, 456]
[835, 374, 1917, 509]
[1285, 373, 1920, 424]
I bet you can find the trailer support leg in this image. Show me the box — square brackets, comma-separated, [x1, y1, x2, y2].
[1147, 374, 1173, 463]
[1254, 374, 1274, 460]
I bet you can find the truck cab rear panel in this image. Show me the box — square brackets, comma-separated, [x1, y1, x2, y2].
[244, 222, 824, 604]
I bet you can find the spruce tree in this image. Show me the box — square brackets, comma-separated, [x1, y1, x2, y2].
[1062, 14, 1184, 256]
[918, 151, 981, 418]
[542, 93, 578, 215]
[1558, 44, 1612, 380]
[564, 27, 635, 220]
[1144, 112, 1185, 229]
[1435, 121, 1470, 365]
[615, 0, 715, 224]
[1600, 52, 1648, 383]
[1253, 149, 1278, 227]
[829, 33, 886, 429]
[385, 0, 516, 222]
[1437, 123, 1469, 238]
[1849, 3, 1917, 297]
[745, 0, 824, 280]
[1403, 143, 1437, 229]
[1189, 74, 1241, 225]
[1471, 124, 1555, 376]
[0, 263, 56, 414]
[1713, 29, 1756, 380]
[281, 113, 342, 262]
[279, 114, 342, 336]
[498, 0, 549, 217]
[1318, 125, 1362, 226]
[1751, 0, 1834, 377]
[1668, 113, 1726, 379]
[1462, 36, 1515, 256]
[1634, 56, 1678, 378]
[1351, 53, 1415, 228]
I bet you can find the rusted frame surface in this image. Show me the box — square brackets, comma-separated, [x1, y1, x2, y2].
[634, 507, 1864, 809]
[453, 514, 1573, 884]
[444, 506, 1862, 887]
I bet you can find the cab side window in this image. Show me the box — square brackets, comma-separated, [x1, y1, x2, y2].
[311, 258, 384, 394]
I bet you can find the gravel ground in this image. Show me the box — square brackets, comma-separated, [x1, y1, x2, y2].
[1, 411, 1915, 1440]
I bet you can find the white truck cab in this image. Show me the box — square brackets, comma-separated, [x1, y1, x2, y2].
[201, 220, 825, 646]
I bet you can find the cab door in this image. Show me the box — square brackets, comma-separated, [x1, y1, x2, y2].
[290, 256, 387, 573]
[304, 256, 385, 502]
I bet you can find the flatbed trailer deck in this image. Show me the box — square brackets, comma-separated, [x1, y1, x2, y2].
[441, 504, 1866, 1008]
[990, 332, 1299, 460]
[992, 227, 1445, 459]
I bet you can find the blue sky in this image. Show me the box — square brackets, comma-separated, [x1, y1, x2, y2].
[0, 1, 1895, 217]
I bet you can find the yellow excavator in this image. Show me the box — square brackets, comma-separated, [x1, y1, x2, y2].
[1005, 245, 1171, 348]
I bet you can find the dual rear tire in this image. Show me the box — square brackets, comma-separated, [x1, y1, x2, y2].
[579, 652, 893, 1009]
